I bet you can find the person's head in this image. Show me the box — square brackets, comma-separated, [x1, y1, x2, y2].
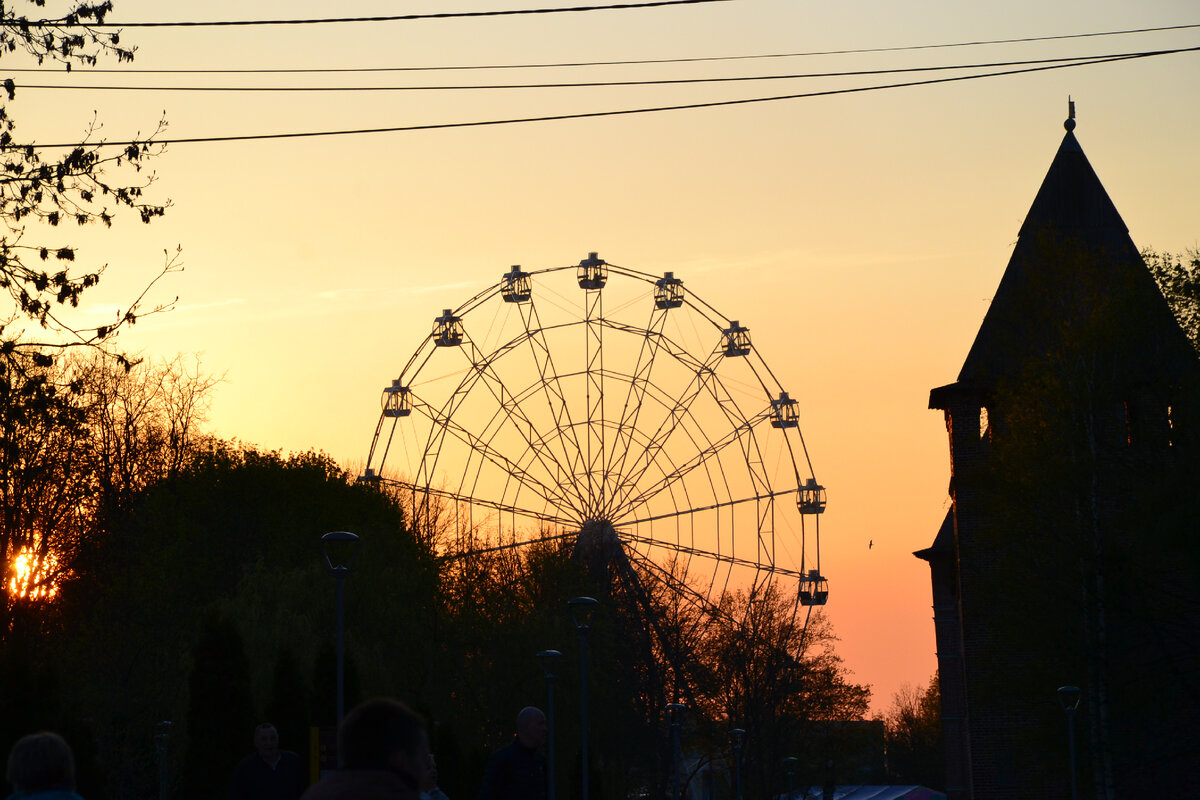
[338, 698, 430, 786]
[253, 723, 280, 761]
[516, 706, 547, 749]
[5, 731, 76, 793]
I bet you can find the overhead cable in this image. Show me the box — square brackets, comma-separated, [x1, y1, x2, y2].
[4, 21, 1197, 70]
[21, 46, 1199, 149]
[9, 49, 1180, 91]
[32, 0, 727, 28]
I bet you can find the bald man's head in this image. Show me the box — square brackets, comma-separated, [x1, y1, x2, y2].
[516, 706, 547, 749]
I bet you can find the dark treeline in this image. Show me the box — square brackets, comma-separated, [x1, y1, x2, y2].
[0, 352, 889, 800]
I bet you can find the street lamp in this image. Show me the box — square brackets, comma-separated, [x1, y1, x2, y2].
[569, 596, 599, 800]
[538, 649, 563, 800]
[728, 729, 746, 800]
[782, 756, 799, 800]
[1057, 685, 1082, 800]
[321, 531, 360, 742]
[666, 703, 686, 800]
[154, 720, 171, 800]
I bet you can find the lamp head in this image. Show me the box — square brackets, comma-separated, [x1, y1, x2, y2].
[568, 596, 599, 630]
[782, 756, 798, 775]
[1057, 685, 1082, 711]
[322, 531, 360, 575]
[537, 649, 562, 679]
[728, 728, 746, 751]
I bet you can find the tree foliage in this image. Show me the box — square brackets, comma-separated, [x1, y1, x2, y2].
[0, 0, 173, 366]
[1144, 246, 1200, 353]
[1, 353, 212, 638]
[3, 428, 875, 800]
[883, 673, 941, 788]
[691, 586, 872, 798]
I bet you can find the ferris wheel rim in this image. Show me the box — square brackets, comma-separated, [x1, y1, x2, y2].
[364, 255, 826, 609]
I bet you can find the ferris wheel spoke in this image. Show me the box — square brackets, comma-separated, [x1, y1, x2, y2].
[607, 549, 698, 707]
[604, 306, 671, 510]
[607, 350, 724, 514]
[516, 299, 591, 502]
[613, 408, 772, 521]
[625, 549, 744, 632]
[583, 286, 605, 517]
[620, 530, 804, 579]
[380, 478, 573, 529]
[605, 360, 740, 522]
[422, 314, 589, 515]
[410, 397, 577, 514]
[599, 319, 750, 517]
[439, 529, 576, 561]
[454, 333, 590, 512]
[618, 487, 794, 527]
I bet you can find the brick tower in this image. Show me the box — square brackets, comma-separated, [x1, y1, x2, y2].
[916, 109, 1200, 799]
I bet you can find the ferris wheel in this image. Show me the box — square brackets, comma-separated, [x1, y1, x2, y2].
[362, 253, 828, 689]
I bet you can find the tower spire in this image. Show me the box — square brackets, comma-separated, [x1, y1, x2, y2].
[1065, 96, 1076, 131]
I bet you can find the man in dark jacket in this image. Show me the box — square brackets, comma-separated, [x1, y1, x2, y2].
[301, 699, 430, 800]
[476, 707, 547, 800]
[229, 724, 306, 800]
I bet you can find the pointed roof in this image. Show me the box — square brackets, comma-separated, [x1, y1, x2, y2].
[914, 509, 955, 562]
[934, 114, 1198, 402]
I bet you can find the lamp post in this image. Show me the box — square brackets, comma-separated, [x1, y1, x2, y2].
[1057, 685, 1081, 800]
[666, 703, 686, 800]
[782, 756, 798, 800]
[321, 531, 359, 742]
[154, 720, 171, 800]
[729, 729, 746, 800]
[568, 597, 599, 800]
[538, 649, 562, 800]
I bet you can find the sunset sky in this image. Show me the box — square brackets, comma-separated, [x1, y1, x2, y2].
[17, 0, 1200, 712]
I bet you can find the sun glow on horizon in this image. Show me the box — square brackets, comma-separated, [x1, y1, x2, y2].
[7, 549, 60, 601]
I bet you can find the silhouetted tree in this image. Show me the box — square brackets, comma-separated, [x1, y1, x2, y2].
[1144, 246, 1200, 352]
[1, 354, 214, 640]
[0, 1, 172, 364]
[181, 615, 255, 800]
[48, 444, 427, 798]
[265, 647, 310, 765]
[0, 0, 174, 638]
[884, 674, 942, 787]
[694, 586, 871, 799]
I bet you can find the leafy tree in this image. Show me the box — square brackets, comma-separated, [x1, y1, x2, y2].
[49, 444, 430, 797]
[1, 0, 172, 362]
[1143, 246, 1200, 353]
[180, 614, 255, 800]
[0, 353, 94, 635]
[264, 647, 310, 762]
[1, 0, 174, 645]
[1, 353, 213, 639]
[883, 673, 942, 787]
[0, 0, 175, 638]
[693, 586, 871, 799]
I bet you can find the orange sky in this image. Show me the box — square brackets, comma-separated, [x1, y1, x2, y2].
[17, 0, 1200, 713]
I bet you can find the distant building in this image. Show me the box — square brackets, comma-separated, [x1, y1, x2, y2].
[916, 110, 1200, 799]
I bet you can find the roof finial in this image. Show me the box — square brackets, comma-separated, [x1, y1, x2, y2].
[1065, 96, 1076, 132]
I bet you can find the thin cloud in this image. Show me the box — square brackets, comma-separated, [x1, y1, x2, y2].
[314, 280, 479, 301]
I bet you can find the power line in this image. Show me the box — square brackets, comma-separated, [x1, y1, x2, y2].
[20, 46, 1199, 149]
[8, 49, 1174, 92]
[35, 0, 727, 28]
[4, 21, 1197, 72]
